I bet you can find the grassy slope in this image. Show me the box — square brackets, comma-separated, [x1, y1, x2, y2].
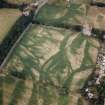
[0, 9, 21, 44]
[1, 25, 100, 105]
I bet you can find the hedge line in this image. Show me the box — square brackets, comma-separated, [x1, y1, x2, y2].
[0, 12, 34, 65]
[0, 0, 28, 11]
[35, 21, 105, 41]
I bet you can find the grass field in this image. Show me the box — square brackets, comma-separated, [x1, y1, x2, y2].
[4, 0, 36, 5]
[35, 4, 87, 28]
[1, 24, 100, 105]
[87, 6, 105, 31]
[35, 3, 105, 32]
[0, 8, 21, 44]
[48, 0, 91, 5]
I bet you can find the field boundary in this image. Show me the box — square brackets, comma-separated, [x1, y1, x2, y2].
[0, 13, 33, 65]
[0, 23, 32, 71]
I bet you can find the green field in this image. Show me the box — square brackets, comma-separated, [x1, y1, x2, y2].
[48, 0, 91, 5]
[35, 3, 105, 32]
[35, 4, 87, 28]
[4, 0, 91, 5]
[4, 0, 36, 5]
[0, 8, 21, 44]
[0, 1, 104, 105]
[1, 24, 100, 105]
